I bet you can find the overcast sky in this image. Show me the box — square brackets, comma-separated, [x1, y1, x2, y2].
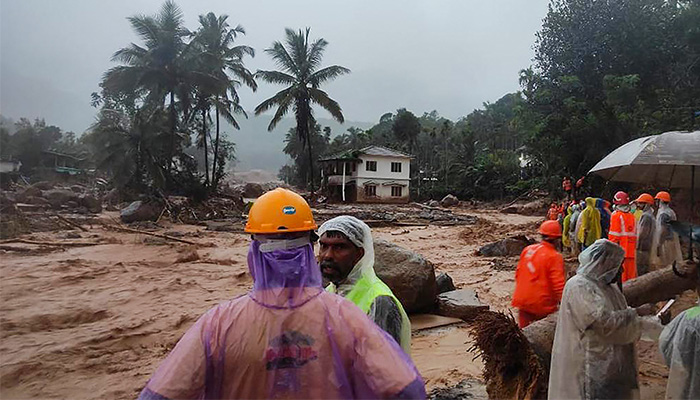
[1, 0, 550, 134]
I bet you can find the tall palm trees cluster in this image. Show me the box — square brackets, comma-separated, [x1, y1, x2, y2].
[91, 1, 348, 196]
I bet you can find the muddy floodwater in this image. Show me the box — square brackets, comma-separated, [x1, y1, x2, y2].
[0, 208, 690, 399]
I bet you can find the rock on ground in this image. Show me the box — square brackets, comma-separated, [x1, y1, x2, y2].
[120, 201, 162, 223]
[500, 199, 549, 216]
[30, 181, 54, 190]
[437, 288, 489, 321]
[440, 194, 459, 208]
[436, 272, 456, 294]
[43, 189, 79, 209]
[476, 235, 534, 257]
[243, 183, 264, 198]
[16, 186, 42, 203]
[374, 239, 438, 313]
[427, 200, 440, 208]
[79, 194, 102, 213]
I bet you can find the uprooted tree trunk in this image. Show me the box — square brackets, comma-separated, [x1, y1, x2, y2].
[470, 261, 698, 400]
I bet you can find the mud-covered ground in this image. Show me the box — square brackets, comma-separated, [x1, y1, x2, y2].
[0, 207, 694, 399]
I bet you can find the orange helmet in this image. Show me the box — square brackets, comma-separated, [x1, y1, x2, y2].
[244, 188, 317, 234]
[539, 220, 562, 237]
[655, 191, 671, 203]
[634, 193, 654, 205]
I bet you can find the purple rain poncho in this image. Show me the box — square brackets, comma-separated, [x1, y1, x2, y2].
[138, 237, 426, 399]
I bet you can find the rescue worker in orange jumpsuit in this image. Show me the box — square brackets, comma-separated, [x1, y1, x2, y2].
[512, 220, 566, 328]
[608, 191, 637, 282]
[547, 203, 559, 221]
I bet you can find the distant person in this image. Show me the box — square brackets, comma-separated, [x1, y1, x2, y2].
[138, 189, 425, 399]
[548, 239, 665, 400]
[596, 198, 612, 238]
[318, 216, 411, 353]
[578, 197, 602, 250]
[659, 272, 700, 400]
[609, 191, 637, 282]
[651, 191, 684, 269]
[562, 176, 573, 200]
[568, 203, 582, 256]
[634, 193, 656, 276]
[547, 202, 559, 220]
[511, 220, 566, 328]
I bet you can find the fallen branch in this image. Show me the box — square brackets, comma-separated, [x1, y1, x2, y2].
[54, 214, 88, 232]
[105, 223, 197, 245]
[0, 238, 101, 247]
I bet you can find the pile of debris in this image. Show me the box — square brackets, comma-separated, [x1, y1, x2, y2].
[313, 203, 478, 227]
[1, 181, 104, 239]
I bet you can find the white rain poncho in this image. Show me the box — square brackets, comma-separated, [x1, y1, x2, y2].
[636, 205, 656, 276]
[659, 301, 700, 399]
[548, 239, 657, 400]
[651, 201, 683, 268]
[319, 216, 412, 353]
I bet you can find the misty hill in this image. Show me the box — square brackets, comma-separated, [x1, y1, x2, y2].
[220, 115, 373, 173]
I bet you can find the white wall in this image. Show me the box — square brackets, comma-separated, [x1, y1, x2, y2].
[356, 177, 410, 202]
[356, 155, 410, 181]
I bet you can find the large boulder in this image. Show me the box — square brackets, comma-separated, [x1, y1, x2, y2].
[374, 239, 437, 313]
[79, 194, 102, 213]
[120, 201, 161, 223]
[43, 189, 79, 209]
[500, 199, 549, 216]
[15, 186, 42, 203]
[104, 188, 120, 205]
[243, 182, 264, 198]
[437, 288, 489, 321]
[440, 194, 459, 208]
[476, 235, 534, 257]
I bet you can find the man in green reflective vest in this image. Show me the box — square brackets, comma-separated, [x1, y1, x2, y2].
[318, 216, 411, 353]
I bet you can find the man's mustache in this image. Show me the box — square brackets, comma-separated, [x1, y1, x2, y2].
[320, 261, 339, 271]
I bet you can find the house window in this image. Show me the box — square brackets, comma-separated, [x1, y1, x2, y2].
[365, 185, 377, 197]
[391, 162, 402, 173]
[366, 161, 377, 171]
[391, 186, 403, 197]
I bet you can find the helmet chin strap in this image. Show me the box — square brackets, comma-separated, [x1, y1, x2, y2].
[258, 236, 311, 253]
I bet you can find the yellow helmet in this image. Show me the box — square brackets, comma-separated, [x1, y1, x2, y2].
[244, 188, 317, 234]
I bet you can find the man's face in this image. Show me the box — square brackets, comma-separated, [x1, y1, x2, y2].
[318, 232, 364, 285]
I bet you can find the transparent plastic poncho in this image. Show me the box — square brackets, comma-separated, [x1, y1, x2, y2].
[651, 202, 683, 268]
[549, 239, 645, 400]
[320, 216, 412, 354]
[137, 237, 425, 399]
[635, 205, 656, 276]
[659, 302, 700, 399]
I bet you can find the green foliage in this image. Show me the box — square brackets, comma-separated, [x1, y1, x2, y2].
[91, 2, 254, 197]
[255, 27, 350, 190]
[280, 124, 331, 188]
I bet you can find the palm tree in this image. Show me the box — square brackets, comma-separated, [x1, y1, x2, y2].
[255, 28, 350, 190]
[193, 13, 256, 190]
[102, 0, 192, 173]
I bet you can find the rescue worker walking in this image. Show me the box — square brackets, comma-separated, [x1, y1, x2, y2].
[578, 197, 602, 250]
[635, 193, 656, 276]
[318, 216, 412, 353]
[651, 191, 684, 269]
[137, 189, 425, 399]
[511, 220, 566, 328]
[548, 239, 665, 400]
[659, 271, 700, 399]
[609, 191, 638, 282]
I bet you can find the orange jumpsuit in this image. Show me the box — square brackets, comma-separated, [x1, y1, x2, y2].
[512, 241, 566, 328]
[608, 210, 637, 282]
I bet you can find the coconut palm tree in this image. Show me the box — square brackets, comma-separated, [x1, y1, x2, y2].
[193, 12, 256, 190]
[102, 0, 192, 174]
[255, 28, 350, 190]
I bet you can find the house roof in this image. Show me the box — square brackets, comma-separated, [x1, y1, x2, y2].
[320, 145, 412, 162]
[358, 145, 412, 158]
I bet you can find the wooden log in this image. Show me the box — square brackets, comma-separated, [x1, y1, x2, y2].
[104, 223, 197, 245]
[0, 238, 102, 247]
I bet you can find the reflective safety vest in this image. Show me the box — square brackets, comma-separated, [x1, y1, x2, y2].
[330, 273, 412, 354]
[609, 210, 637, 258]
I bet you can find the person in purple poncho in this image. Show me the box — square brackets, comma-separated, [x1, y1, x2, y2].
[137, 188, 426, 400]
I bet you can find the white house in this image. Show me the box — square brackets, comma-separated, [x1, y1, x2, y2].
[320, 145, 411, 203]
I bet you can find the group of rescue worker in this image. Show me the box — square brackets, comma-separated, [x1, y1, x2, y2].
[133, 186, 698, 399]
[514, 190, 699, 399]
